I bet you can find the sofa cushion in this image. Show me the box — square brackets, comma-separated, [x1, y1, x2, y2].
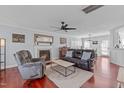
[63, 57, 80, 64]
[82, 49, 95, 59]
[65, 51, 73, 57]
[17, 50, 32, 64]
[81, 52, 91, 60]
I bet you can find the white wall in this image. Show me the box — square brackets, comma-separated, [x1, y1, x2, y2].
[0, 25, 80, 68]
[111, 48, 124, 66]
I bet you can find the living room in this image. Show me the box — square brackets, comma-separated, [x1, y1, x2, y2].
[0, 2, 124, 91]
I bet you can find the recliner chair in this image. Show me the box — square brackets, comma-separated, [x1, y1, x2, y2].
[14, 50, 46, 80]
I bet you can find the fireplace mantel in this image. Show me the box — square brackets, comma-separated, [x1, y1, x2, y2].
[34, 34, 53, 45]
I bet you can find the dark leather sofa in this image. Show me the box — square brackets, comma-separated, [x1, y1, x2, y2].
[62, 49, 95, 71]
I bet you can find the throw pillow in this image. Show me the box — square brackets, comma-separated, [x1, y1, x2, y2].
[65, 51, 73, 57]
[81, 52, 91, 60]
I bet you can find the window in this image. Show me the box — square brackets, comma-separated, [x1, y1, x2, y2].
[84, 40, 90, 49]
[119, 32, 124, 48]
[101, 40, 109, 55]
[121, 39, 124, 48]
[118, 27, 124, 48]
[70, 39, 82, 49]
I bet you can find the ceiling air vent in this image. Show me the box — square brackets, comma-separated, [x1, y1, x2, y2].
[82, 5, 104, 14]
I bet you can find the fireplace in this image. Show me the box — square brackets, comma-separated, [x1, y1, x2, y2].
[39, 50, 50, 61]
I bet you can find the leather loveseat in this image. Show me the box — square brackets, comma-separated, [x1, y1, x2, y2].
[62, 49, 95, 71]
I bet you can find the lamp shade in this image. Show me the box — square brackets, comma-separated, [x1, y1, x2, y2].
[0, 38, 5, 47]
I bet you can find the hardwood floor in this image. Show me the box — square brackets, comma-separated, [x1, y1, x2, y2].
[0, 57, 119, 88]
[82, 57, 119, 88]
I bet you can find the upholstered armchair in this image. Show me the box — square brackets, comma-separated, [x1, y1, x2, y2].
[14, 50, 46, 80]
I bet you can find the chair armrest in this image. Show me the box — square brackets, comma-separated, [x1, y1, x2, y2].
[87, 58, 94, 68]
[32, 58, 46, 66]
[81, 59, 93, 66]
[22, 62, 42, 67]
[87, 58, 95, 62]
[81, 59, 91, 62]
[31, 58, 42, 62]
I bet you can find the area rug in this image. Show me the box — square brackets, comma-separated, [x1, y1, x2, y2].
[45, 64, 93, 88]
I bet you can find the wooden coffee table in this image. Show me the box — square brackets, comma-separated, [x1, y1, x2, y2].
[51, 59, 76, 77]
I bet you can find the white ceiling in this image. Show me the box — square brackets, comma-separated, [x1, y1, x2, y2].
[0, 5, 124, 37]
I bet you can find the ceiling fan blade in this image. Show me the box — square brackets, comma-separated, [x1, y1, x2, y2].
[65, 28, 76, 30]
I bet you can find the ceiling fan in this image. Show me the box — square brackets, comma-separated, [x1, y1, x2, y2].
[51, 21, 76, 32]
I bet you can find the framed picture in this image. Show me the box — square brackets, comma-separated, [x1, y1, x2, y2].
[12, 33, 25, 43]
[60, 38, 67, 44]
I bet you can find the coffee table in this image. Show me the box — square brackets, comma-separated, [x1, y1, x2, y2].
[51, 59, 76, 77]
